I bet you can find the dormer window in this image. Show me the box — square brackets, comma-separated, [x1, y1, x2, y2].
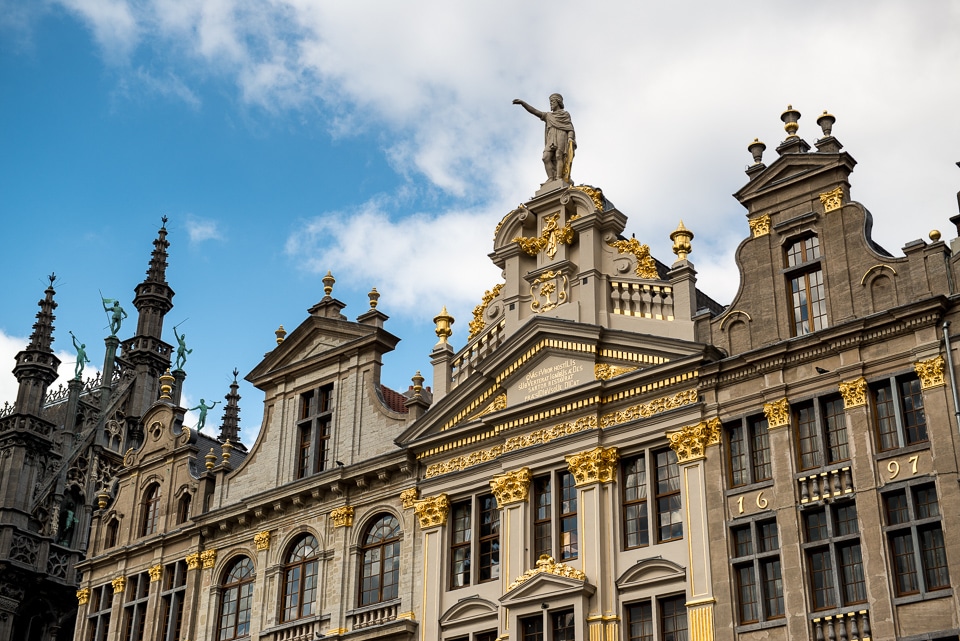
[297, 383, 334, 478]
[785, 235, 827, 336]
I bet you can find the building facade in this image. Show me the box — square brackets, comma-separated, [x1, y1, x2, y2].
[3, 107, 960, 641]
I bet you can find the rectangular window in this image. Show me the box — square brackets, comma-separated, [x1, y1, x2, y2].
[474, 632, 498, 641]
[622, 455, 649, 548]
[121, 573, 150, 641]
[533, 475, 552, 559]
[520, 615, 544, 641]
[730, 518, 784, 625]
[659, 595, 688, 641]
[159, 561, 187, 641]
[450, 499, 472, 588]
[801, 501, 865, 611]
[655, 449, 682, 542]
[86, 584, 112, 641]
[626, 601, 653, 641]
[478, 494, 501, 582]
[794, 396, 849, 472]
[786, 235, 826, 336]
[559, 472, 578, 560]
[551, 610, 575, 641]
[872, 375, 927, 452]
[450, 494, 500, 589]
[883, 482, 950, 597]
[296, 383, 334, 478]
[531, 470, 578, 561]
[726, 415, 771, 488]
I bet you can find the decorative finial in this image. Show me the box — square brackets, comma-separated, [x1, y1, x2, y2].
[670, 220, 694, 261]
[48, 273, 57, 286]
[232, 368, 239, 382]
[368, 287, 380, 309]
[322, 271, 335, 297]
[748, 138, 766, 165]
[930, 230, 942, 242]
[159, 368, 175, 400]
[412, 371, 424, 397]
[781, 105, 801, 138]
[221, 440, 233, 463]
[434, 307, 454, 343]
[275, 325, 286, 345]
[161, 215, 168, 228]
[97, 488, 110, 509]
[205, 448, 217, 470]
[816, 110, 835, 137]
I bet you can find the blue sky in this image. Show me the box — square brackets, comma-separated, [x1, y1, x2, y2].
[2, 2, 959, 446]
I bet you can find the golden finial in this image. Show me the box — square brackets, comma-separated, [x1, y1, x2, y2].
[930, 230, 942, 242]
[412, 371, 424, 397]
[97, 488, 110, 510]
[781, 104, 801, 138]
[434, 306, 454, 343]
[159, 368, 175, 400]
[221, 441, 233, 463]
[275, 325, 286, 345]
[369, 287, 380, 309]
[205, 448, 217, 470]
[322, 271, 335, 297]
[670, 220, 694, 261]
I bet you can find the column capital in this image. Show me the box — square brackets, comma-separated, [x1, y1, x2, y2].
[667, 418, 720, 463]
[414, 493, 450, 529]
[490, 467, 532, 506]
[565, 446, 619, 486]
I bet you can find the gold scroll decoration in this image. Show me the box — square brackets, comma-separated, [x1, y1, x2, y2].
[400, 488, 419, 509]
[200, 549, 217, 569]
[254, 531, 271, 551]
[413, 494, 450, 529]
[148, 564, 162, 582]
[819, 186, 843, 213]
[112, 576, 126, 594]
[565, 446, 619, 486]
[749, 214, 771, 238]
[667, 418, 721, 463]
[506, 554, 586, 592]
[513, 213, 575, 259]
[472, 393, 507, 420]
[839, 377, 867, 409]
[185, 552, 201, 570]
[330, 506, 355, 528]
[608, 237, 659, 279]
[595, 363, 638, 380]
[915, 355, 945, 389]
[490, 467, 533, 506]
[571, 184, 604, 212]
[76, 589, 90, 605]
[468, 283, 504, 339]
[763, 398, 790, 429]
[530, 269, 568, 313]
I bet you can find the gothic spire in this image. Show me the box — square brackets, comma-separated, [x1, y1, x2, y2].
[132, 217, 175, 341]
[13, 274, 62, 414]
[218, 368, 245, 451]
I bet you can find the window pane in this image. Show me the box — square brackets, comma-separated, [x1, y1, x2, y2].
[732, 525, 753, 558]
[796, 404, 821, 470]
[808, 549, 836, 610]
[728, 423, 746, 486]
[520, 615, 543, 641]
[750, 417, 771, 482]
[655, 450, 683, 542]
[823, 398, 849, 463]
[659, 595, 688, 641]
[884, 491, 909, 525]
[914, 485, 940, 519]
[839, 544, 866, 605]
[890, 531, 919, 595]
[478, 494, 500, 582]
[627, 602, 653, 641]
[873, 382, 898, 451]
[736, 564, 758, 624]
[533, 476, 552, 558]
[551, 610, 575, 641]
[804, 509, 828, 542]
[758, 520, 779, 553]
[919, 526, 950, 590]
[834, 503, 859, 536]
[559, 472, 578, 560]
[900, 378, 927, 444]
[761, 559, 785, 618]
[623, 456, 648, 548]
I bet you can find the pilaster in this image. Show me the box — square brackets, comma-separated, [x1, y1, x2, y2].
[413, 494, 449, 641]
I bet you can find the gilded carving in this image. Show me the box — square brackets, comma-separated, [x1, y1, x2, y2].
[595, 363, 638, 380]
[571, 184, 604, 212]
[76, 588, 90, 605]
[112, 576, 126, 594]
[530, 270, 568, 313]
[200, 549, 217, 569]
[490, 468, 533, 506]
[667, 418, 721, 463]
[185, 552, 201, 570]
[915, 355, 945, 389]
[608, 237, 659, 279]
[566, 447, 619, 485]
[598, 389, 698, 428]
[819, 186, 843, 213]
[254, 530, 271, 550]
[148, 564, 162, 582]
[749, 214, 771, 237]
[506, 554, 586, 591]
[473, 393, 507, 419]
[513, 213, 575, 259]
[763, 398, 790, 429]
[400, 488, 419, 509]
[468, 283, 504, 339]
[414, 494, 450, 528]
[839, 377, 867, 409]
[330, 506, 355, 528]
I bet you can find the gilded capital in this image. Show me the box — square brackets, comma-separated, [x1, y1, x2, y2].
[400, 488, 420, 509]
[112, 576, 126, 594]
[185, 552, 201, 570]
[148, 564, 162, 582]
[200, 549, 217, 569]
[413, 493, 450, 529]
[76, 588, 90, 605]
[915, 355, 945, 389]
[748, 214, 771, 238]
[667, 418, 721, 463]
[819, 186, 843, 213]
[330, 506, 355, 528]
[763, 398, 790, 429]
[839, 377, 867, 409]
[565, 446, 619, 486]
[254, 530, 271, 551]
[490, 467, 533, 506]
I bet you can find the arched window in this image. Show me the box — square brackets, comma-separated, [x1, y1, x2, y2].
[359, 514, 401, 606]
[282, 534, 320, 621]
[140, 483, 161, 536]
[176, 493, 192, 524]
[217, 557, 255, 640]
[105, 518, 119, 549]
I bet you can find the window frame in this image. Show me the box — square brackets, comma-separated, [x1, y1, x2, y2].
[621, 453, 650, 549]
[725, 414, 772, 489]
[282, 534, 321, 621]
[296, 383, 334, 478]
[729, 517, 785, 629]
[159, 561, 187, 641]
[625, 594, 688, 641]
[654, 449, 683, 543]
[121, 572, 150, 641]
[800, 499, 866, 612]
[871, 374, 928, 453]
[139, 483, 161, 537]
[519, 608, 575, 641]
[449, 493, 500, 590]
[217, 557, 255, 641]
[784, 235, 827, 337]
[793, 395, 850, 473]
[86, 583, 113, 641]
[359, 514, 402, 607]
[531, 470, 578, 561]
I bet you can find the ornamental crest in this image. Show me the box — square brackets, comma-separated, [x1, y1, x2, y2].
[400, 488, 419, 509]
[473, 393, 507, 419]
[749, 214, 771, 238]
[607, 237, 659, 279]
[667, 418, 721, 463]
[254, 531, 271, 550]
[565, 446, 619, 486]
[414, 494, 450, 529]
[763, 398, 790, 429]
[819, 186, 843, 213]
[468, 283, 504, 339]
[530, 270, 568, 313]
[490, 468, 533, 506]
[839, 377, 867, 408]
[506, 554, 586, 592]
[915, 356, 945, 389]
[330, 506, 355, 528]
[185, 553, 201, 570]
[513, 213, 576, 259]
[200, 549, 218, 569]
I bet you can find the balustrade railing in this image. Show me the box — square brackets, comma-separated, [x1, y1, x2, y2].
[798, 465, 853, 503]
[610, 281, 674, 320]
[348, 601, 398, 630]
[812, 608, 871, 641]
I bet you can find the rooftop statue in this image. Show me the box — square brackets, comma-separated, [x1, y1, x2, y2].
[513, 93, 576, 184]
[101, 297, 128, 337]
[189, 398, 219, 430]
[69, 331, 90, 380]
[173, 324, 192, 371]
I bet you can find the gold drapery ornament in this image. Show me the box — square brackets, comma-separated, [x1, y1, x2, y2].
[200, 549, 217, 569]
[254, 530, 271, 550]
[185, 552, 201, 570]
[112, 576, 126, 594]
[506, 554, 586, 592]
[400, 488, 419, 509]
[76, 588, 90, 605]
[595, 363, 638, 380]
[749, 214, 771, 237]
[763, 398, 790, 429]
[667, 418, 721, 463]
[148, 564, 162, 582]
[839, 377, 867, 408]
[330, 506, 355, 528]
[513, 213, 575, 259]
[414, 494, 450, 529]
[915, 355, 945, 389]
[608, 237, 659, 279]
[819, 186, 843, 213]
[468, 284, 504, 339]
[565, 446, 619, 486]
[489, 468, 533, 506]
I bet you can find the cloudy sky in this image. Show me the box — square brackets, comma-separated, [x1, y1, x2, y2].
[2, 1, 959, 446]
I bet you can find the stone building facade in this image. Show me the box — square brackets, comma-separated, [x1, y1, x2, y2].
[3, 107, 960, 641]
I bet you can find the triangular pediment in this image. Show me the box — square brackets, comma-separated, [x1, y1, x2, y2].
[500, 561, 594, 606]
[734, 150, 856, 206]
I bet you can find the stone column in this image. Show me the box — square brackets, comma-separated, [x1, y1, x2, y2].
[490, 467, 533, 638]
[413, 494, 450, 641]
[565, 446, 619, 641]
[325, 506, 356, 636]
[182, 551, 204, 641]
[667, 419, 721, 641]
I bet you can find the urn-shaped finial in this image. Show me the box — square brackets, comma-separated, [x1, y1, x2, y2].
[781, 105, 801, 138]
[322, 271, 335, 297]
[434, 306, 454, 343]
[816, 110, 836, 137]
[748, 138, 766, 165]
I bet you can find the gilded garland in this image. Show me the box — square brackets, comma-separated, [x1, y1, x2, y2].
[513, 213, 576, 259]
[608, 237, 659, 279]
[468, 283, 504, 339]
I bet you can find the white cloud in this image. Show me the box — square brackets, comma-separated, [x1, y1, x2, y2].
[56, 0, 139, 61]
[185, 217, 223, 244]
